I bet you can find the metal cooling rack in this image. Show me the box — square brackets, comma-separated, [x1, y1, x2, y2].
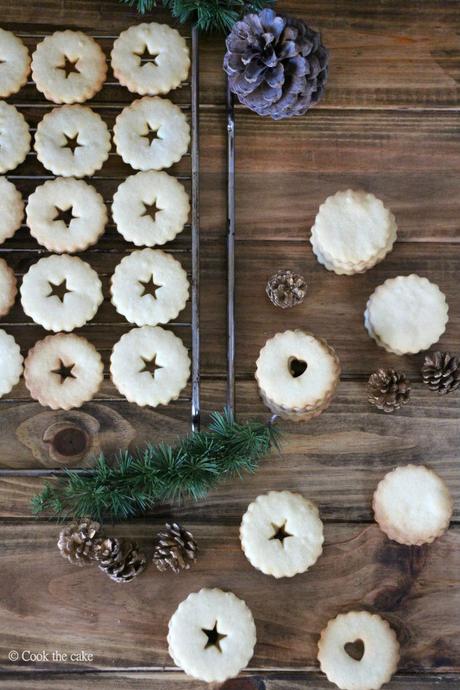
[0, 24, 200, 440]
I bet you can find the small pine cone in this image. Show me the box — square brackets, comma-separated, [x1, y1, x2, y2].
[368, 368, 411, 413]
[422, 351, 460, 395]
[57, 518, 103, 566]
[153, 522, 198, 574]
[96, 537, 146, 583]
[266, 269, 307, 309]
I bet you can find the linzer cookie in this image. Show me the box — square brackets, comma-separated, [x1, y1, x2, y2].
[255, 330, 340, 421]
[113, 97, 190, 171]
[240, 491, 324, 578]
[110, 326, 190, 407]
[111, 23, 190, 96]
[0, 102, 31, 173]
[24, 333, 103, 409]
[0, 330, 23, 397]
[365, 274, 448, 354]
[318, 611, 400, 690]
[26, 177, 107, 252]
[112, 171, 189, 246]
[0, 258, 17, 317]
[0, 29, 30, 97]
[32, 31, 107, 103]
[373, 464, 453, 546]
[311, 190, 397, 275]
[0, 177, 24, 244]
[34, 105, 110, 177]
[168, 588, 256, 683]
[20, 255, 103, 332]
[111, 249, 189, 326]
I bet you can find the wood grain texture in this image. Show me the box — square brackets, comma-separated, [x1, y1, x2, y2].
[1, 522, 459, 672]
[0, 671, 458, 689]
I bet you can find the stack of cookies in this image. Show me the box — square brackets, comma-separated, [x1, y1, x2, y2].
[0, 23, 193, 409]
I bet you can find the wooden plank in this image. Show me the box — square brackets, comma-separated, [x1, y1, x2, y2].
[0, 671, 458, 689]
[233, 241, 460, 379]
[1, 381, 459, 524]
[0, 522, 459, 671]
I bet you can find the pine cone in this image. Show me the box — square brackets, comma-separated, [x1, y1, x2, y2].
[368, 368, 411, 413]
[153, 522, 198, 573]
[57, 518, 103, 566]
[96, 537, 146, 583]
[224, 8, 328, 120]
[422, 351, 460, 395]
[266, 269, 306, 309]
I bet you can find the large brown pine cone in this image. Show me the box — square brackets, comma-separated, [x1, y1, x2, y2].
[152, 522, 198, 573]
[96, 537, 146, 583]
[266, 269, 307, 309]
[422, 351, 460, 395]
[224, 8, 328, 120]
[57, 518, 103, 566]
[368, 368, 411, 413]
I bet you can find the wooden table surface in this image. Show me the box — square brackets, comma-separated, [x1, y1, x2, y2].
[1, 1, 459, 688]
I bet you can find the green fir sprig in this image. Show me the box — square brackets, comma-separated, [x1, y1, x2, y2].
[32, 410, 279, 522]
[120, 0, 274, 32]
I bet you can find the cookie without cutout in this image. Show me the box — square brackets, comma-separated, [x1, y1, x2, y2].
[24, 333, 103, 409]
[111, 23, 190, 95]
[34, 105, 110, 177]
[373, 464, 453, 545]
[110, 326, 190, 407]
[112, 171, 189, 246]
[26, 177, 107, 252]
[32, 31, 107, 104]
[255, 329, 341, 420]
[0, 258, 17, 317]
[111, 249, 189, 326]
[364, 274, 449, 355]
[0, 177, 24, 244]
[318, 611, 400, 690]
[311, 190, 397, 275]
[240, 491, 324, 578]
[168, 588, 256, 683]
[0, 101, 31, 173]
[113, 97, 190, 171]
[0, 330, 23, 397]
[0, 29, 30, 97]
[20, 254, 103, 332]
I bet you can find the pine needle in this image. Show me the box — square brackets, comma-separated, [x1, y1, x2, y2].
[119, 0, 274, 32]
[31, 410, 280, 522]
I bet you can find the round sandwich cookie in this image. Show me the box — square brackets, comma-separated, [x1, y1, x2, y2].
[112, 170, 189, 247]
[20, 254, 103, 332]
[0, 29, 30, 97]
[34, 105, 111, 177]
[0, 330, 23, 397]
[111, 249, 189, 326]
[110, 325, 190, 407]
[26, 177, 107, 252]
[0, 101, 31, 173]
[113, 96, 190, 171]
[0, 258, 17, 317]
[167, 588, 256, 683]
[31, 31, 107, 104]
[0, 177, 24, 244]
[24, 333, 103, 409]
[373, 464, 453, 546]
[240, 491, 324, 578]
[111, 23, 190, 96]
[255, 329, 341, 421]
[310, 190, 397, 275]
[364, 274, 449, 355]
[318, 611, 400, 690]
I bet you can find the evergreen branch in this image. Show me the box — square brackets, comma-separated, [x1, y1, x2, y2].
[118, 0, 274, 31]
[31, 410, 279, 522]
